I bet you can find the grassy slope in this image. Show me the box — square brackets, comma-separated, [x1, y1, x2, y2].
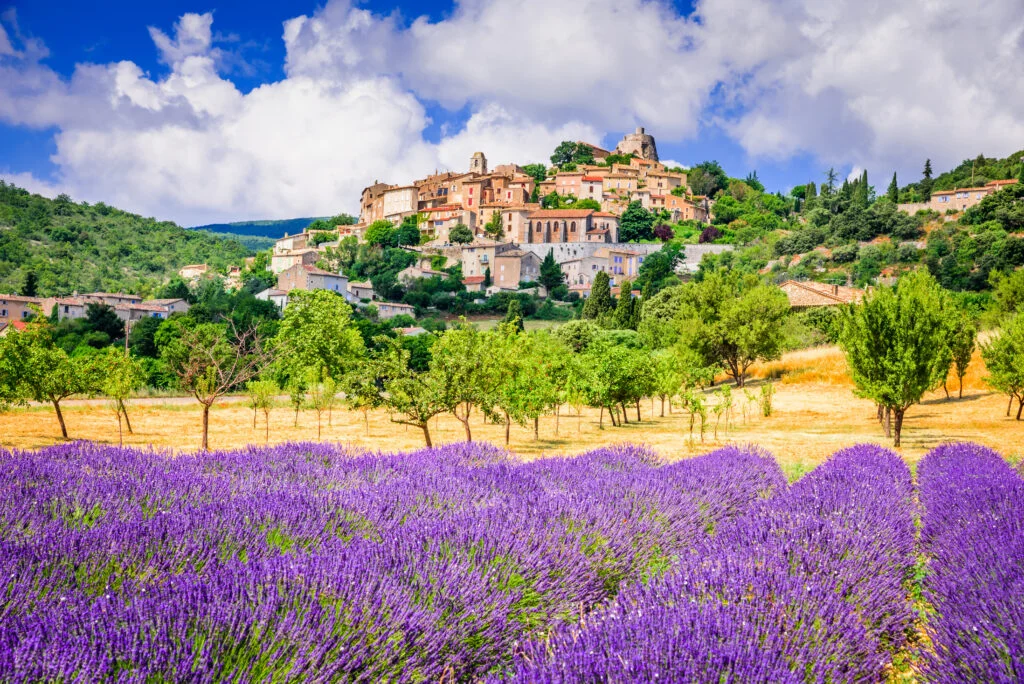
[0, 183, 253, 297]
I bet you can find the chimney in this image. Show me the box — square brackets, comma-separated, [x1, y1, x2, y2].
[636, 127, 644, 135]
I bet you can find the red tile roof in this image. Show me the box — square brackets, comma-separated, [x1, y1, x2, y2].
[422, 204, 463, 213]
[462, 276, 486, 284]
[581, 176, 604, 182]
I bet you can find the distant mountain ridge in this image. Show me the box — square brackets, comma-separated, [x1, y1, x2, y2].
[190, 217, 325, 239]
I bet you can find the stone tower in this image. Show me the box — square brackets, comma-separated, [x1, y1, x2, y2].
[470, 151, 488, 175]
[615, 127, 659, 161]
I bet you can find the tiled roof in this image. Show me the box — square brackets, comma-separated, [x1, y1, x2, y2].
[144, 298, 187, 306]
[421, 204, 463, 213]
[302, 265, 344, 277]
[986, 179, 1019, 187]
[259, 289, 288, 296]
[581, 176, 604, 182]
[0, 294, 44, 303]
[593, 212, 618, 218]
[462, 276, 486, 284]
[115, 302, 170, 313]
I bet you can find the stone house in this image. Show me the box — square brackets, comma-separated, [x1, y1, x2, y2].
[926, 179, 1019, 213]
[603, 173, 639, 195]
[277, 264, 350, 296]
[145, 298, 191, 316]
[462, 275, 486, 293]
[274, 232, 313, 254]
[360, 182, 390, 224]
[348, 281, 376, 301]
[460, 240, 516, 278]
[560, 254, 610, 286]
[43, 297, 88, 321]
[0, 294, 45, 322]
[580, 176, 604, 201]
[375, 301, 416, 320]
[271, 248, 319, 275]
[256, 288, 290, 310]
[85, 292, 142, 306]
[493, 250, 542, 290]
[113, 302, 172, 323]
[554, 172, 584, 197]
[383, 185, 419, 222]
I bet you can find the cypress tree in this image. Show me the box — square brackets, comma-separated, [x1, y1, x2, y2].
[503, 299, 525, 333]
[582, 271, 613, 320]
[922, 159, 934, 200]
[484, 266, 492, 288]
[21, 271, 38, 297]
[614, 280, 634, 329]
[887, 172, 899, 203]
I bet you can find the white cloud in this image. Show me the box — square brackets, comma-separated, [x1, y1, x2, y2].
[1, 0, 1023, 224]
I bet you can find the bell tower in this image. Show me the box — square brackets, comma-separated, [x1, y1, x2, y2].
[470, 151, 488, 175]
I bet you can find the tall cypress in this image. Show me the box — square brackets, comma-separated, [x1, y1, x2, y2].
[614, 279, 634, 329]
[887, 172, 899, 203]
[582, 271, 613, 320]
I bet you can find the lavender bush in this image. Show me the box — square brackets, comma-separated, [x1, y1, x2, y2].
[0, 441, 785, 681]
[505, 445, 917, 682]
[918, 442, 1024, 682]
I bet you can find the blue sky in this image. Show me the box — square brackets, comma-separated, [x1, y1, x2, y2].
[1, 0, 1021, 224]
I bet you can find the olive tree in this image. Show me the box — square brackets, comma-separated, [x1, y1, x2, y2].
[840, 271, 950, 446]
[161, 321, 273, 450]
[982, 313, 1024, 420]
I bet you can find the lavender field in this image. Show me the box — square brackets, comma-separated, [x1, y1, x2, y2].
[0, 440, 1020, 682]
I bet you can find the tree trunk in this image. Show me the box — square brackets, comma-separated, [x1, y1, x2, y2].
[253, 407, 257, 429]
[1008, 395, 1014, 417]
[883, 407, 891, 439]
[620, 402, 629, 424]
[893, 408, 905, 447]
[660, 396, 665, 417]
[555, 404, 560, 436]
[877, 404, 884, 422]
[53, 400, 68, 439]
[119, 400, 133, 434]
[635, 399, 641, 422]
[1017, 398, 1023, 421]
[317, 413, 322, 441]
[533, 416, 539, 441]
[201, 403, 210, 451]
[116, 410, 123, 447]
[264, 410, 270, 444]
[942, 380, 949, 400]
[599, 405, 604, 428]
[453, 404, 472, 442]
[958, 376, 964, 399]
[421, 422, 432, 447]
[294, 405, 299, 427]
[504, 412, 511, 446]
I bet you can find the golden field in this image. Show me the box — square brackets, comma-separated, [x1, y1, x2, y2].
[1, 345, 1019, 478]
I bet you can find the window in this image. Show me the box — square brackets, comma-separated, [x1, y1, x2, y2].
[0, 309, 5, 317]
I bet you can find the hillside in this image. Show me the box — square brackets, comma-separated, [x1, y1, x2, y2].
[0, 182, 252, 297]
[190, 217, 326, 239]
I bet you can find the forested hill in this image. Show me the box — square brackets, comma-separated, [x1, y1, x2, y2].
[0, 182, 252, 298]
[191, 217, 326, 239]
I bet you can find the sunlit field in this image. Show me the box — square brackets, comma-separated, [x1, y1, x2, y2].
[1, 346, 1018, 479]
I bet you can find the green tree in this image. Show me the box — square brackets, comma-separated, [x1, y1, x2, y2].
[97, 347, 144, 445]
[86, 303, 125, 342]
[581, 271, 614, 320]
[613, 280, 638, 330]
[572, 198, 602, 210]
[449, 224, 474, 244]
[949, 312, 977, 399]
[21, 271, 38, 297]
[503, 299, 525, 332]
[499, 332, 561, 440]
[246, 379, 277, 443]
[374, 336, 448, 446]
[983, 313, 1024, 419]
[161, 321, 272, 450]
[550, 141, 578, 167]
[619, 201, 654, 242]
[274, 290, 364, 383]
[0, 324, 98, 439]
[840, 271, 950, 446]
[364, 220, 397, 247]
[887, 172, 899, 203]
[921, 159, 934, 200]
[522, 164, 547, 183]
[430, 322, 500, 441]
[395, 216, 421, 246]
[483, 266, 492, 288]
[305, 366, 337, 440]
[539, 249, 565, 291]
[483, 211, 504, 240]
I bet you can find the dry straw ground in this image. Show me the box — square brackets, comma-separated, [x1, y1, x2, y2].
[1, 345, 1018, 478]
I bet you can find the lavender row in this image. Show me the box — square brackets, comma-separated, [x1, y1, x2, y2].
[918, 443, 1024, 682]
[0, 442, 785, 681]
[504, 444, 917, 682]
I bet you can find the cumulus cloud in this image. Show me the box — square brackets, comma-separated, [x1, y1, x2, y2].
[1, 0, 1023, 224]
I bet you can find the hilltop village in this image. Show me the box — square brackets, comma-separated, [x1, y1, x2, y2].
[251, 128, 728, 318]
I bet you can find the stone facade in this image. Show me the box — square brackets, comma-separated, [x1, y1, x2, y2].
[615, 127, 659, 161]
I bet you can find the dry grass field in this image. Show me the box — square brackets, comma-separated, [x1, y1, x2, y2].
[2, 345, 1019, 478]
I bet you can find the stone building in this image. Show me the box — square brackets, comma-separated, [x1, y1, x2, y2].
[615, 127, 659, 161]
